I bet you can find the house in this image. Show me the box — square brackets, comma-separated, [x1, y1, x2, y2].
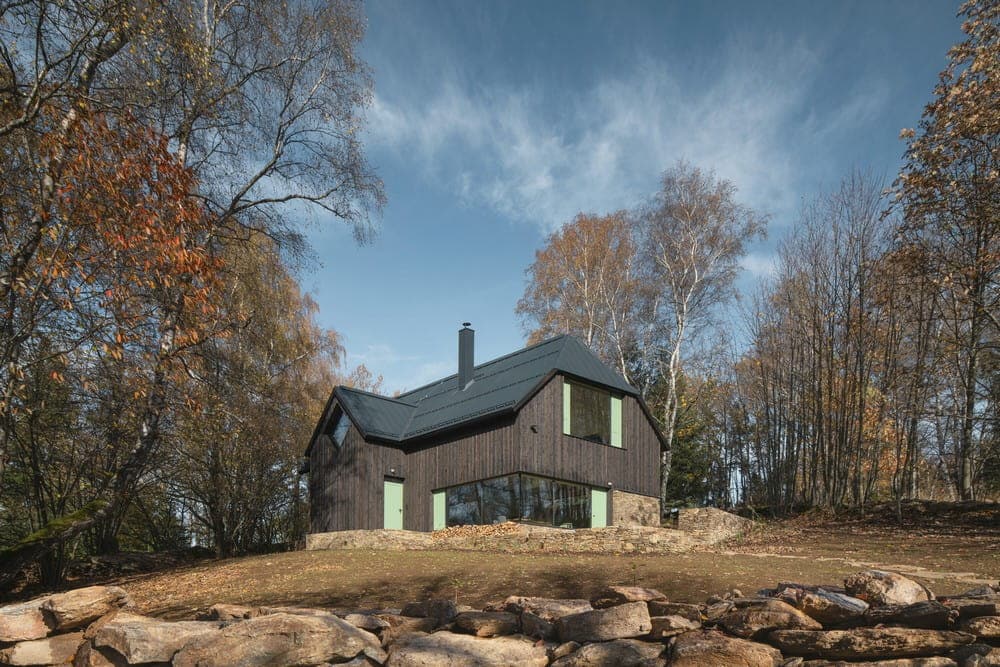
[304, 325, 665, 533]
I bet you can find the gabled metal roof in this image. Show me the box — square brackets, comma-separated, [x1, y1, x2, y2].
[308, 334, 640, 451]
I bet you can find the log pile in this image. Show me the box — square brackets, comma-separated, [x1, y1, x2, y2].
[1, 570, 999, 665]
[428, 521, 524, 539]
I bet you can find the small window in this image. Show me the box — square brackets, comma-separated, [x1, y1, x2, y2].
[563, 380, 621, 447]
[330, 410, 350, 447]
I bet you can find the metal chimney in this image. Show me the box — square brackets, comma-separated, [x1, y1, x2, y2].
[458, 323, 474, 389]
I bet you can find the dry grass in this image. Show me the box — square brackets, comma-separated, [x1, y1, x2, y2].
[107, 507, 999, 620]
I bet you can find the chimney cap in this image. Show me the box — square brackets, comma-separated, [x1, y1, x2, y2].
[462, 322, 472, 328]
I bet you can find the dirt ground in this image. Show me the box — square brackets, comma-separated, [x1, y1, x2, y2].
[105, 502, 999, 620]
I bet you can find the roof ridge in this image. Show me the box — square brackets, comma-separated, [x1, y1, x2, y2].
[397, 334, 569, 398]
[336, 385, 416, 407]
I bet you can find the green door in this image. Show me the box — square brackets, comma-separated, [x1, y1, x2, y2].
[383, 479, 404, 530]
[432, 491, 446, 531]
[591, 488, 608, 528]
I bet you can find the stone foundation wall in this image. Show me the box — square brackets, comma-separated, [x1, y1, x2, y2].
[306, 507, 752, 553]
[307, 524, 699, 554]
[612, 490, 660, 527]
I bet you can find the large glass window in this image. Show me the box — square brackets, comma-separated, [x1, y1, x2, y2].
[552, 480, 590, 528]
[563, 380, 622, 447]
[443, 474, 591, 529]
[520, 475, 553, 525]
[446, 482, 482, 526]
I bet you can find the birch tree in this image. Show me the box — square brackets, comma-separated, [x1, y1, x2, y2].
[641, 162, 766, 510]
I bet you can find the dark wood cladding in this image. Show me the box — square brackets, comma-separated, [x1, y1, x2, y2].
[309, 373, 660, 532]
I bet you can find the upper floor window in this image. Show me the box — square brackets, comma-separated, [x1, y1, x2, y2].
[330, 409, 351, 447]
[562, 379, 622, 447]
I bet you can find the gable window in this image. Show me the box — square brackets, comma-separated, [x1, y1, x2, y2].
[562, 379, 622, 447]
[330, 409, 351, 447]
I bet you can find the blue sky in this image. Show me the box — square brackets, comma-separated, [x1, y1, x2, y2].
[302, 0, 963, 394]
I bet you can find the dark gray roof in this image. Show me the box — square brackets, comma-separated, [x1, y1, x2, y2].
[313, 335, 638, 448]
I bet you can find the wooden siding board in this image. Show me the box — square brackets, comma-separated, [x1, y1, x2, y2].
[310, 373, 660, 532]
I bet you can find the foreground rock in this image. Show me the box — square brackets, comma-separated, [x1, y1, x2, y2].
[717, 598, 822, 638]
[670, 629, 782, 667]
[963, 616, 1000, 640]
[92, 611, 222, 663]
[648, 614, 700, 638]
[42, 586, 132, 632]
[942, 597, 1000, 620]
[0, 600, 52, 643]
[590, 586, 666, 609]
[799, 658, 958, 666]
[556, 601, 652, 643]
[172, 612, 385, 666]
[551, 638, 664, 666]
[504, 597, 591, 640]
[385, 631, 548, 666]
[0, 632, 83, 666]
[776, 586, 869, 626]
[863, 601, 958, 630]
[400, 599, 458, 627]
[845, 570, 932, 607]
[646, 601, 701, 622]
[770, 628, 975, 660]
[452, 611, 519, 637]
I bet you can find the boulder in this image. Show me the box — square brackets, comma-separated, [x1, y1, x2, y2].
[670, 629, 782, 667]
[844, 571, 932, 607]
[400, 599, 458, 626]
[551, 638, 664, 666]
[646, 601, 702, 622]
[0, 632, 84, 666]
[777, 587, 869, 626]
[705, 600, 736, 621]
[503, 596, 592, 620]
[72, 640, 124, 667]
[92, 611, 222, 663]
[343, 613, 392, 633]
[556, 601, 652, 643]
[374, 614, 438, 646]
[453, 611, 519, 637]
[521, 611, 555, 639]
[172, 612, 385, 667]
[551, 642, 580, 661]
[648, 614, 700, 638]
[590, 586, 666, 609]
[800, 658, 957, 666]
[504, 597, 592, 640]
[42, 586, 131, 632]
[863, 601, 958, 630]
[385, 631, 548, 666]
[717, 598, 822, 639]
[962, 616, 1000, 640]
[0, 599, 52, 643]
[769, 628, 975, 660]
[966, 649, 1000, 666]
[941, 597, 1000, 620]
[197, 603, 259, 621]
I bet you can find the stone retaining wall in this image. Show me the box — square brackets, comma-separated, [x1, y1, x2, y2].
[3, 570, 999, 666]
[307, 524, 700, 554]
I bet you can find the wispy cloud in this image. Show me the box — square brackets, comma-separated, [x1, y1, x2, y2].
[366, 40, 887, 234]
